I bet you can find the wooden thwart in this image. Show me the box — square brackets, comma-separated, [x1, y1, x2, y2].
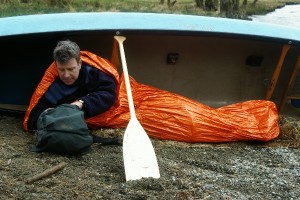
[279, 55, 300, 112]
[265, 44, 291, 100]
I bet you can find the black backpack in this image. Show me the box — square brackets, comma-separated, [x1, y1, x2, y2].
[32, 104, 93, 155]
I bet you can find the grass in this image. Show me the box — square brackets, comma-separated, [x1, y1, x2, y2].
[0, 0, 300, 18]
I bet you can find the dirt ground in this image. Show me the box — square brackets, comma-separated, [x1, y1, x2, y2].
[0, 113, 300, 199]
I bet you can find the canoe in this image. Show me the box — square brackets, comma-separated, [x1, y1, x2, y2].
[1, 12, 300, 115]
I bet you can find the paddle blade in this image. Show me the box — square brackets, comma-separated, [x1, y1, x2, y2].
[123, 117, 160, 181]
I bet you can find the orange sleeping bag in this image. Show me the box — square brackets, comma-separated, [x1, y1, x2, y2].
[23, 51, 279, 142]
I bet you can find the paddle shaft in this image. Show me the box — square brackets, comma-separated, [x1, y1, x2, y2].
[114, 36, 136, 118]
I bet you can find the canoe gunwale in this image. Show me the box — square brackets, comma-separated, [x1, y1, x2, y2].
[1, 29, 298, 47]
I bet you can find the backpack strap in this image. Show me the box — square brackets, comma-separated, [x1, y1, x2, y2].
[91, 134, 121, 145]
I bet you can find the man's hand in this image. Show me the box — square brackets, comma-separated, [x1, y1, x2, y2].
[71, 100, 84, 110]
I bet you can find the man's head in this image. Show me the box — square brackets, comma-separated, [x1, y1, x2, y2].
[53, 40, 82, 85]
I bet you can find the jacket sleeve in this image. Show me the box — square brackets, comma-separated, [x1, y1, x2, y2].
[80, 68, 117, 118]
[27, 96, 53, 130]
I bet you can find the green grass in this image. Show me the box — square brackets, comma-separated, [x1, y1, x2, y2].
[0, 0, 300, 18]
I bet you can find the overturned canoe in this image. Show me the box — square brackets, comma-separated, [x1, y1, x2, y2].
[1, 12, 300, 112]
[1, 12, 300, 142]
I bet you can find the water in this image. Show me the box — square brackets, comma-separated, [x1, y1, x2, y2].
[250, 4, 300, 29]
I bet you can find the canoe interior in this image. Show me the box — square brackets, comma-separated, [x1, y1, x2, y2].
[1, 32, 300, 116]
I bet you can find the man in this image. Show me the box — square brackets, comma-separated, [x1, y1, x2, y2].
[26, 40, 117, 130]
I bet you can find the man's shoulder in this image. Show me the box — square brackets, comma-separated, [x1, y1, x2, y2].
[82, 62, 108, 79]
[83, 62, 103, 74]
[82, 62, 99, 71]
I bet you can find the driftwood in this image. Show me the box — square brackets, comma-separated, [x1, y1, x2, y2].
[26, 162, 66, 184]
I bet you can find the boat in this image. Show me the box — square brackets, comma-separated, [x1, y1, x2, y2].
[1, 12, 300, 116]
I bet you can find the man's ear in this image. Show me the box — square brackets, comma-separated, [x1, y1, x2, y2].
[78, 59, 82, 67]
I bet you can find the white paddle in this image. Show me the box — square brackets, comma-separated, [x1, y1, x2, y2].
[114, 36, 160, 181]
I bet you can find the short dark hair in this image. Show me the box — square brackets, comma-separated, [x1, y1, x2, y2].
[53, 40, 80, 63]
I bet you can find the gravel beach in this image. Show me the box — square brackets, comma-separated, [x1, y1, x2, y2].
[0, 114, 299, 199]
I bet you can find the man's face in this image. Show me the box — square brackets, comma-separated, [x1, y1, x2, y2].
[56, 58, 81, 85]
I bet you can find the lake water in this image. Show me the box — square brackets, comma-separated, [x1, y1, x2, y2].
[250, 4, 300, 29]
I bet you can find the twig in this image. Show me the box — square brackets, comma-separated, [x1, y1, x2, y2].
[26, 162, 66, 184]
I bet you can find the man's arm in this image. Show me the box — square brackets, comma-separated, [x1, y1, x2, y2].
[27, 97, 53, 130]
[79, 69, 117, 118]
